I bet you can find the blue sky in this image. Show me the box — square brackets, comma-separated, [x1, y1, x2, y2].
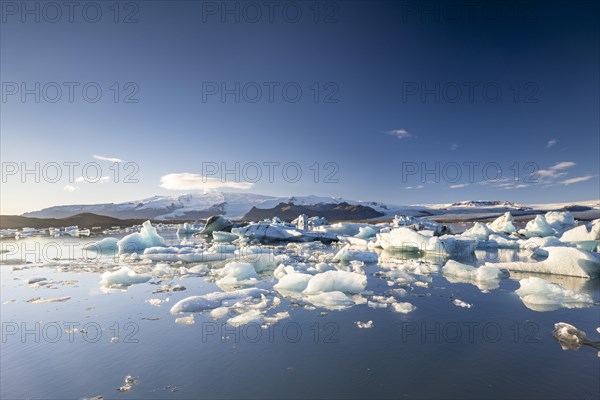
[1, 1, 599, 214]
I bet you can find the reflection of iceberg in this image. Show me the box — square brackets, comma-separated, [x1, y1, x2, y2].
[515, 277, 594, 312]
[488, 247, 600, 278]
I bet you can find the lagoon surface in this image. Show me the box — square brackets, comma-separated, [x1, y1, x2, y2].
[1, 230, 599, 399]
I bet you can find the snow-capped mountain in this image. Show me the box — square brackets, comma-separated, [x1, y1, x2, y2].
[20, 192, 599, 221]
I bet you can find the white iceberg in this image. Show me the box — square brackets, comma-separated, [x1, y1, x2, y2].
[83, 237, 118, 252]
[518, 215, 555, 238]
[118, 221, 166, 254]
[274, 272, 313, 293]
[303, 270, 367, 295]
[306, 291, 357, 310]
[170, 288, 268, 313]
[332, 244, 378, 263]
[488, 247, 600, 278]
[488, 212, 517, 234]
[515, 277, 594, 311]
[100, 267, 151, 288]
[544, 211, 575, 233]
[442, 260, 503, 283]
[462, 222, 494, 241]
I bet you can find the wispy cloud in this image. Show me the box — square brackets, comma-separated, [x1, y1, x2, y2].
[385, 129, 414, 140]
[160, 173, 254, 191]
[560, 175, 594, 185]
[75, 176, 110, 184]
[449, 183, 468, 189]
[537, 161, 576, 179]
[404, 185, 424, 190]
[546, 139, 557, 148]
[94, 154, 124, 163]
[450, 143, 458, 151]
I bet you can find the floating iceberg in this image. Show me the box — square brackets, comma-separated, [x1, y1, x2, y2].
[488, 247, 600, 278]
[442, 260, 503, 290]
[214, 262, 259, 288]
[274, 272, 313, 293]
[462, 222, 494, 241]
[303, 270, 367, 295]
[100, 267, 151, 288]
[544, 211, 575, 233]
[177, 222, 202, 235]
[560, 220, 600, 252]
[515, 277, 594, 311]
[306, 291, 358, 310]
[83, 237, 118, 252]
[199, 216, 233, 235]
[488, 212, 517, 234]
[518, 215, 555, 238]
[392, 302, 415, 313]
[118, 221, 166, 254]
[212, 231, 239, 243]
[170, 288, 268, 313]
[233, 222, 338, 243]
[332, 244, 378, 263]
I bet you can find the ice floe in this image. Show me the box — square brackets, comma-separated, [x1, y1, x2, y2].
[170, 288, 268, 313]
[489, 247, 600, 278]
[100, 267, 151, 288]
[515, 277, 594, 311]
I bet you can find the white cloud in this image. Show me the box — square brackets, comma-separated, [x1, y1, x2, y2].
[536, 161, 576, 179]
[63, 185, 77, 192]
[385, 129, 413, 140]
[449, 183, 468, 189]
[560, 175, 594, 185]
[546, 139, 557, 148]
[404, 185, 424, 190]
[450, 143, 458, 151]
[75, 176, 110, 184]
[160, 173, 254, 191]
[94, 154, 124, 163]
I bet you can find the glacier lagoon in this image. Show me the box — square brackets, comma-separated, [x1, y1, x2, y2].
[1, 224, 599, 399]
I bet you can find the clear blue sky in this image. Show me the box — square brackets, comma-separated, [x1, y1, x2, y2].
[1, 1, 599, 214]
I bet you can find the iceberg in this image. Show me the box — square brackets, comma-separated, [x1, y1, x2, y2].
[461, 222, 494, 241]
[274, 272, 313, 293]
[487, 212, 516, 233]
[518, 215, 555, 238]
[177, 222, 202, 235]
[83, 237, 118, 252]
[488, 247, 600, 278]
[515, 277, 594, 311]
[212, 231, 239, 243]
[214, 262, 259, 288]
[306, 291, 357, 310]
[233, 222, 338, 243]
[170, 288, 268, 313]
[303, 270, 367, 295]
[544, 211, 575, 233]
[199, 216, 233, 235]
[392, 302, 415, 313]
[118, 221, 166, 254]
[442, 260, 503, 286]
[560, 220, 599, 252]
[227, 310, 263, 327]
[100, 267, 151, 288]
[332, 244, 378, 263]
[552, 322, 600, 352]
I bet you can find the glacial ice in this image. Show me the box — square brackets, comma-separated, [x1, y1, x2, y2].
[170, 288, 268, 313]
[332, 244, 378, 263]
[515, 277, 594, 311]
[212, 231, 239, 243]
[214, 262, 259, 287]
[100, 267, 151, 288]
[442, 260, 503, 283]
[489, 247, 600, 278]
[274, 272, 313, 293]
[544, 211, 575, 233]
[83, 237, 118, 252]
[306, 291, 357, 310]
[227, 309, 263, 327]
[488, 212, 517, 234]
[560, 220, 600, 252]
[518, 215, 556, 238]
[355, 320, 374, 328]
[118, 221, 166, 254]
[392, 302, 415, 313]
[303, 270, 367, 295]
[461, 222, 494, 241]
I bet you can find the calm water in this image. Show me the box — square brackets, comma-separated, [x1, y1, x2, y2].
[1, 231, 599, 399]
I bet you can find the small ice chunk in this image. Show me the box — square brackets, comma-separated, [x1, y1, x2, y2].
[117, 375, 139, 392]
[227, 309, 263, 327]
[210, 307, 230, 319]
[175, 315, 195, 325]
[100, 267, 151, 288]
[332, 244, 378, 263]
[146, 298, 162, 307]
[392, 302, 415, 313]
[545, 211, 575, 233]
[26, 296, 71, 304]
[552, 322, 588, 351]
[453, 299, 472, 308]
[170, 288, 268, 314]
[274, 272, 313, 292]
[355, 320, 374, 329]
[306, 291, 357, 310]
